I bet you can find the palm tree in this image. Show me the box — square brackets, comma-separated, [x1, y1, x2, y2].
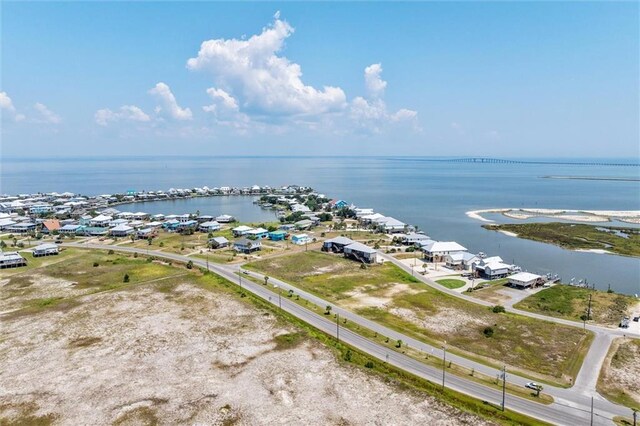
[325, 305, 332, 315]
[264, 276, 269, 286]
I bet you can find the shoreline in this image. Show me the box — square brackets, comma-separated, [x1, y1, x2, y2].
[467, 208, 640, 224]
[542, 175, 640, 182]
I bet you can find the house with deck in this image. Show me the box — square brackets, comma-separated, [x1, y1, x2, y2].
[246, 228, 269, 239]
[0, 251, 27, 268]
[401, 233, 431, 245]
[292, 234, 312, 245]
[110, 224, 134, 237]
[209, 236, 229, 249]
[89, 215, 112, 227]
[216, 214, 236, 223]
[474, 257, 514, 279]
[444, 252, 479, 271]
[40, 219, 61, 234]
[343, 242, 377, 263]
[268, 230, 288, 241]
[322, 236, 355, 253]
[421, 241, 468, 262]
[199, 221, 221, 232]
[294, 219, 313, 230]
[232, 225, 254, 237]
[33, 243, 59, 257]
[508, 272, 543, 289]
[233, 238, 261, 254]
[374, 216, 407, 233]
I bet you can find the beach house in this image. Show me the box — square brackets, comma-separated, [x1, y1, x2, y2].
[421, 241, 467, 262]
[294, 219, 313, 230]
[474, 256, 514, 279]
[444, 252, 479, 271]
[291, 234, 312, 245]
[232, 225, 254, 237]
[268, 230, 288, 241]
[343, 242, 378, 263]
[508, 272, 543, 289]
[32, 243, 59, 257]
[110, 224, 134, 237]
[246, 228, 269, 239]
[198, 221, 221, 232]
[0, 251, 27, 269]
[89, 214, 112, 227]
[209, 236, 229, 249]
[40, 219, 61, 234]
[216, 214, 236, 223]
[233, 238, 261, 254]
[401, 233, 431, 245]
[322, 236, 355, 253]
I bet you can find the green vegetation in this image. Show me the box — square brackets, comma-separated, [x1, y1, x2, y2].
[482, 222, 640, 257]
[246, 251, 592, 385]
[514, 285, 637, 326]
[597, 338, 640, 409]
[436, 278, 466, 289]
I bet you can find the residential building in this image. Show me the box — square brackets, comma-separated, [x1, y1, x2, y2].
[246, 227, 269, 239]
[216, 214, 236, 223]
[444, 252, 479, 271]
[421, 241, 467, 262]
[509, 272, 543, 289]
[40, 219, 61, 234]
[199, 221, 221, 232]
[209, 236, 229, 249]
[268, 230, 288, 241]
[322, 236, 355, 253]
[344, 242, 377, 263]
[110, 224, 134, 237]
[291, 234, 312, 245]
[33, 243, 59, 257]
[233, 238, 261, 253]
[0, 251, 27, 268]
[89, 214, 112, 227]
[232, 225, 254, 237]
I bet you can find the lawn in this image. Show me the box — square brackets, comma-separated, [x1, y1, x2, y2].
[482, 222, 640, 257]
[514, 285, 638, 326]
[436, 278, 466, 289]
[246, 251, 592, 385]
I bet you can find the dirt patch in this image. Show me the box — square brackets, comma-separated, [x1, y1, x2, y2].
[390, 306, 489, 335]
[599, 338, 640, 406]
[0, 273, 89, 312]
[0, 281, 493, 425]
[344, 283, 421, 309]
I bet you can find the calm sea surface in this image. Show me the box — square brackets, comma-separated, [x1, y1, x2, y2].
[2, 156, 639, 295]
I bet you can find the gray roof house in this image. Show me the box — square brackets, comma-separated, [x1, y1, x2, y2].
[343, 242, 377, 263]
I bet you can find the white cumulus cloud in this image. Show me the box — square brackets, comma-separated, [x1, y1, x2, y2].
[148, 82, 193, 120]
[364, 63, 387, 98]
[187, 13, 347, 117]
[34, 102, 61, 124]
[0, 91, 26, 122]
[95, 105, 151, 126]
[203, 87, 239, 113]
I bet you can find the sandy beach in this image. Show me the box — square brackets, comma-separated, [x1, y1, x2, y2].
[467, 208, 640, 224]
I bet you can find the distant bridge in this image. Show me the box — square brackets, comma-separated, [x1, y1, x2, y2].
[410, 158, 640, 167]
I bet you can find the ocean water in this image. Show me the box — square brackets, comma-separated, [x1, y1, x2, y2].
[2, 156, 639, 294]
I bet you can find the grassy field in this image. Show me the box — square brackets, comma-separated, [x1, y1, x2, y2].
[514, 285, 638, 326]
[246, 251, 593, 385]
[436, 278, 466, 289]
[482, 222, 640, 257]
[1, 249, 548, 426]
[597, 338, 640, 409]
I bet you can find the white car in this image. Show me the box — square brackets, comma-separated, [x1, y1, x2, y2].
[525, 382, 539, 390]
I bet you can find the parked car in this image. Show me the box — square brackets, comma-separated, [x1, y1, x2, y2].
[633, 316, 639, 322]
[525, 382, 539, 390]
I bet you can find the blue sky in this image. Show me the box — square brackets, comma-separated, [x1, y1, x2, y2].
[1, 2, 638, 158]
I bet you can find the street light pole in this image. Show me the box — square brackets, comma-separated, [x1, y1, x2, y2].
[336, 313, 340, 343]
[590, 396, 594, 426]
[632, 408, 637, 426]
[501, 365, 507, 411]
[442, 343, 447, 389]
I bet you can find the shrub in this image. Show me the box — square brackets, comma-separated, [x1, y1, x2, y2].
[123, 274, 130, 283]
[396, 339, 403, 348]
[492, 305, 506, 313]
[343, 350, 352, 361]
[108, 249, 114, 255]
[364, 361, 375, 369]
[93, 262, 99, 267]
[186, 260, 193, 269]
[483, 326, 494, 337]
[159, 242, 164, 247]
[133, 252, 138, 258]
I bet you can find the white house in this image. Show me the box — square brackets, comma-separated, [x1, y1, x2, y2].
[421, 241, 467, 262]
[33, 243, 59, 257]
[89, 214, 112, 227]
[216, 214, 236, 223]
[343, 242, 378, 264]
[444, 252, 479, 270]
[0, 251, 27, 268]
[199, 221, 221, 232]
[508, 272, 543, 289]
[375, 217, 407, 233]
[291, 233, 312, 245]
[110, 224, 134, 237]
[474, 257, 514, 279]
[232, 225, 254, 237]
[401, 233, 431, 245]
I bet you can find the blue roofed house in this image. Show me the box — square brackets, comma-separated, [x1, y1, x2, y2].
[291, 234, 312, 245]
[268, 230, 288, 241]
[246, 227, 269, 239]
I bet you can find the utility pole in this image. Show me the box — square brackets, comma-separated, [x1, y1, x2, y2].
[633, 408, 637, 426]
[442, 344, 447, 389]
[590, 396, 594, 426]
[336, 313, 340, 343]
[501, 365, 507, 411]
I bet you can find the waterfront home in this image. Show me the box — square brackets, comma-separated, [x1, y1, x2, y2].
[279, 224, 295, 231]
[29, 203, 53, 214]
[233, 238, 261, 253]
[246, 227, 269, 239]
[176, 220, 198, 231]
[292, 234, 312, 245]
[117, 212, 134, 219]
[344, 242, 377, 263]
[108, 218, 129, 228]
[132, 212, 149, 220]
[360, 213, 385, 224]
[177, 214, 192, 223]
[219, 186, 231, 194]
[474, 257, 514, 279]
[291, 203, 312, 213]
[209, 236, 229, 249]
[508, 272, 543, 289]
[216, 214, 236, 223]
[374, 216, 407, 233]
[162, 219, 180, 230]
[79, 215, 93, 226]
[0, 218, 17, 230]
[355, 208, 375, 218]
[232, 225, 254, 237]
[268, 230, 287, 241]
[421, 241, 467, 262]
[322, 236, 355, 253]
[196, 215, 214, 223]
[294, 219, 313, 230]
[199, 221, 221, 232]
[80, 226, 109, 236]
[444, 252, 479, 271]
[0, 251, 27, 268]
[401, 232, 431, 245]
[89, 214, 112, 227]
[151, 214, 165, 221]
[33, 243, 59, 257]
[40, 219, 61, 234]
[110, 224, 134, 237]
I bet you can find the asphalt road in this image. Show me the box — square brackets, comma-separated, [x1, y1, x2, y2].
[63, 243, 634, 425]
